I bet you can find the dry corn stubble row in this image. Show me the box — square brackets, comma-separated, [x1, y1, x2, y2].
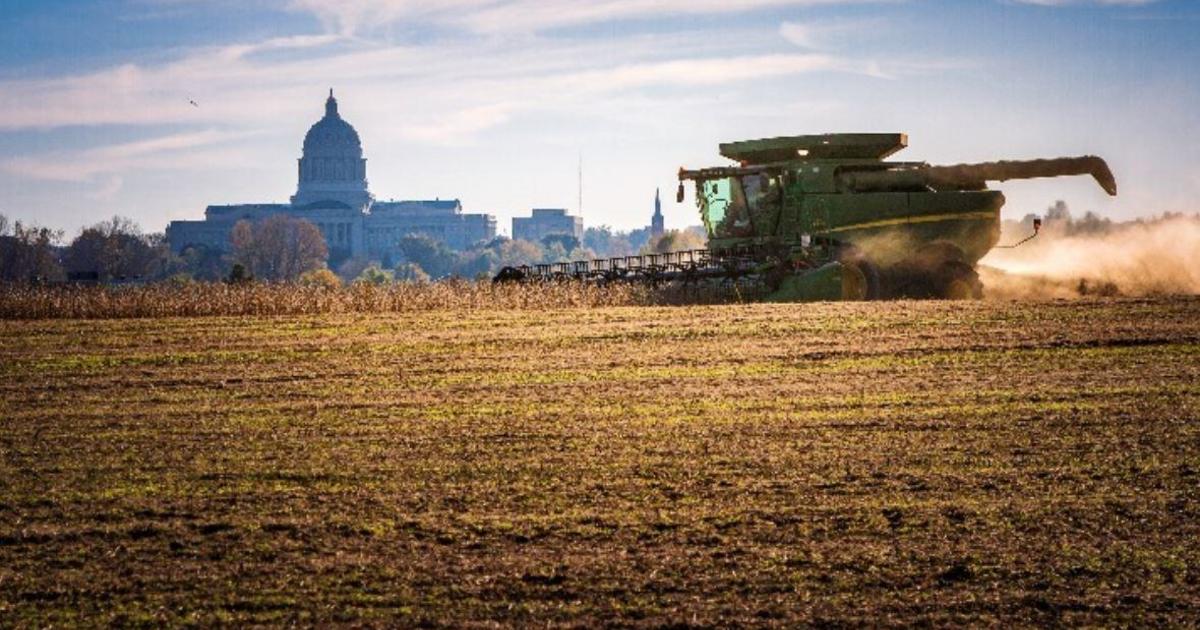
[0, 281, 657, 319]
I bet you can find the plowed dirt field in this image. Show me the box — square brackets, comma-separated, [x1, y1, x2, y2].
[2, 297, 1198, 625]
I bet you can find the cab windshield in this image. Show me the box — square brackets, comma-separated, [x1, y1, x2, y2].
[699, 175, 768, 238]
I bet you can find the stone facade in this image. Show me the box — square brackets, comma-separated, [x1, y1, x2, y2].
[367, 200, 496, 254]
[511, 208, 583, 243]
[167, 91, 495, 262]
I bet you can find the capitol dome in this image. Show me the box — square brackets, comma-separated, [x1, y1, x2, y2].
[291, 90, 373, 210]
[301, 91, 363, 159]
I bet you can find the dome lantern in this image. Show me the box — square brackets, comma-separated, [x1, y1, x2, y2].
[325, 88, 338, 118]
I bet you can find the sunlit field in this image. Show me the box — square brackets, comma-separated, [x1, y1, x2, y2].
[2, 296, 1198, 625]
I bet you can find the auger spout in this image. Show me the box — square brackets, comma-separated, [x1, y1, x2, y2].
[839, 156, 1117, 196]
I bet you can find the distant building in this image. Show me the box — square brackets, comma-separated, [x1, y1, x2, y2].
[167, 90, 496, 262]
[367, 200, 495, 252]
[512, 208, 583, 243]
[651, 188, 665, 239]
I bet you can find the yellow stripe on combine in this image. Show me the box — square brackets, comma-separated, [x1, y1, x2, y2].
[823, 210, 997, 234]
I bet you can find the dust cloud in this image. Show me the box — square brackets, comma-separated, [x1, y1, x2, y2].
[979, 213, 1200, 299]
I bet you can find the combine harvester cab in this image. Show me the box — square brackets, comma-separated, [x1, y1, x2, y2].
[680, 133, 1117, 301]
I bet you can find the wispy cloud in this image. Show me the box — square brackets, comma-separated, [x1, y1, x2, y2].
[778, 16, 891, 51]
[0, 0, 926, 207]
[398, 102, 520, 145]
[456, 0, 900, 35]
[1011, 0, 1160, 6]
[0, 19, 901, 138]
[287, 0, 900, 36]
[0, 129, 255, 182]
[216, 33, 342, 62]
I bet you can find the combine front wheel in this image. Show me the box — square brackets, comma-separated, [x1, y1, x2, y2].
[842, 259, 882, 300]
[837, 249, 882, 300]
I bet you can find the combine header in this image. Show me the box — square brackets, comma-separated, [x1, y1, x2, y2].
[496, 133, 1116, 301]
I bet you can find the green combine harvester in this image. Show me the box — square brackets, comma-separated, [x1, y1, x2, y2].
[495, 133, 1117, 301]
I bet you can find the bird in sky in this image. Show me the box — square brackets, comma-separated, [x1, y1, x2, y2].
[189, 99, 199, 107]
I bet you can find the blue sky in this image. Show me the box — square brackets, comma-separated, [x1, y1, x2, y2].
[0, 0, 1197, 236]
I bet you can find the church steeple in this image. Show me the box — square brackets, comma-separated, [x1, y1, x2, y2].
[651, 188, 665, 238]
[325, 88, 338, 118]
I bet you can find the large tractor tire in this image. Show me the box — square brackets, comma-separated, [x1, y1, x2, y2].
[837, 248, 882, 300]
[842, 259, 882, 300]
[883, 243, 980, 300]
[935, 260, 983, 300]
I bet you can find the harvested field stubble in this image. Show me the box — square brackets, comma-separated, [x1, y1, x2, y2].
[1, 297, 1198, 625]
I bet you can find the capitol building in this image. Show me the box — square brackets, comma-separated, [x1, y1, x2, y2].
[167, 91, 497, 262]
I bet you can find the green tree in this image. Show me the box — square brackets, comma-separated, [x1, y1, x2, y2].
[584, 225, 638, 258]
[175, 243, 227, 281]
[454, 250, 498, 278]
[541, 233, 581, 252]
[394, 262, 430, 283]
[495, 239, 544, 268]
[397, 234, 458, 279]
[541, 241, 570, 263]
[354, 264, 394, 285]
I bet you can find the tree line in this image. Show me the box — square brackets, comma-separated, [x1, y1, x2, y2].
[0, 213, 706, 286]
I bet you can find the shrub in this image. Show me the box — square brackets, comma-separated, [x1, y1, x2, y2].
[299, 268, 342, 289]
[354, 265, 393, 286]
[227, 263, 253, 285]
[394, 262, 430, 283]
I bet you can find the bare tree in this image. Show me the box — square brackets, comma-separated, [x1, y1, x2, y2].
[230, 215, 327, 282]
[0, 217, 65, 283]
[63, 216, 163, 281]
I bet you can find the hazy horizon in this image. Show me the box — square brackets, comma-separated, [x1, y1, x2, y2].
[1, 0, 1197, 237]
